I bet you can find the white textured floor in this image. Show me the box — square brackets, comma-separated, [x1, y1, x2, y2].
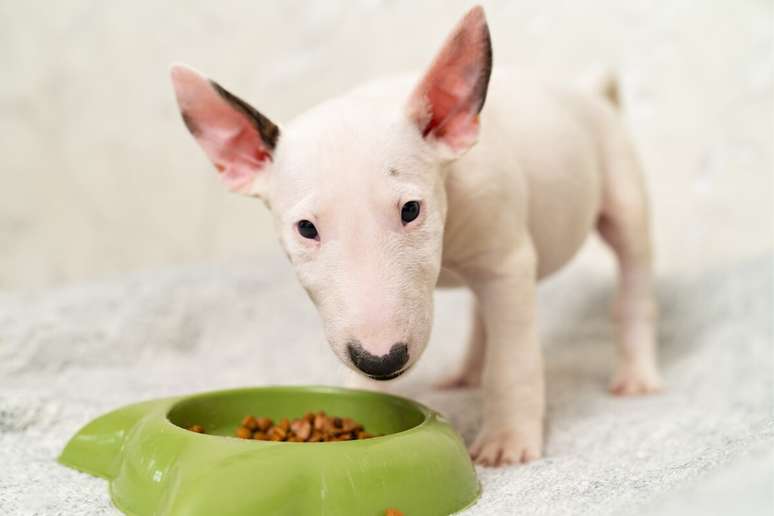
[1, 254, 771, 515]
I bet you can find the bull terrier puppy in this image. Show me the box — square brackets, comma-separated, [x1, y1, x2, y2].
[170, 6, 662, 466]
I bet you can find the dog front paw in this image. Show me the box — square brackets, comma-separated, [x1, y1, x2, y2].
[609, 362, 663, 396]
[469, 424, 543, 467]
[433, 369, 481, 390]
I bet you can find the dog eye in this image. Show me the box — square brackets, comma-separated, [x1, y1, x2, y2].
[401, 201, 421, 224]
[297, 220, 319, 240]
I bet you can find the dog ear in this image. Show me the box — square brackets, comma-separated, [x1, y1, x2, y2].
[406, 6, 492, 157]
[170, 64, 279, 196]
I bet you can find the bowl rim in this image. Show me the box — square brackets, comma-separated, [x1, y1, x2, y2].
[163, 384, 437, 445]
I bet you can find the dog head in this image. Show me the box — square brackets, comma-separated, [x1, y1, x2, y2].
[170, 6, 491, 379]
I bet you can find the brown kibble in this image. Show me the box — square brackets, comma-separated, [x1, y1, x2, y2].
[255, 417, 273, 432]
[313, 414, 329, 431]
[227, 412, 373, 443]
[269, 426, 287, 441]
[341, 417, 363, 433]
[188, 424, 205, 434]
[291, 419, 312, 440]
[241, 415, 258, 431]
[385, 509, 403, 516]
[235, 426, 253, 439]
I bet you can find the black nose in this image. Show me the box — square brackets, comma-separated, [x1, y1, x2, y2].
[347, 341, 409, 380]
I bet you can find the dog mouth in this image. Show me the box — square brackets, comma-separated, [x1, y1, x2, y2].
[365, 369, 407, 381]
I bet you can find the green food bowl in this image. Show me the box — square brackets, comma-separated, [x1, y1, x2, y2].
[59, 386, 480, 515]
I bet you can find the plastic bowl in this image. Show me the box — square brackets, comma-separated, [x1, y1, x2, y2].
[59, 386, 479, 515]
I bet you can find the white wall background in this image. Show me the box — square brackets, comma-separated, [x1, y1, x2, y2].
[0, 0, 772, 290]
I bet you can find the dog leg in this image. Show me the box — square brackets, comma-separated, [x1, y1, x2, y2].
[467, 244, 544, 466]
[435, 300, 485, 389]
[598, 135, 662, 396]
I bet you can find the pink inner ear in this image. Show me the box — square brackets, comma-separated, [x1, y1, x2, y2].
[422, 68, 478, 144]
[171, 65, 272, 193]
[408, 6, 492, 153]
[197, 121, 271, 193]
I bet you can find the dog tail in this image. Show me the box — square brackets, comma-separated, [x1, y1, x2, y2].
[599, 72, 620, 109]
[580, 67, 620, 110]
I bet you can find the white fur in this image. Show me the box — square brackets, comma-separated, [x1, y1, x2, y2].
[171, 8, 661, 467]
[269, 70, 659, 465]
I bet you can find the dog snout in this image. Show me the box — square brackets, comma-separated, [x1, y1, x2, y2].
[347, 341, 409, 380]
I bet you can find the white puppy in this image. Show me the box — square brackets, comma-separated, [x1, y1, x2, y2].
[170, 6, 662, 466]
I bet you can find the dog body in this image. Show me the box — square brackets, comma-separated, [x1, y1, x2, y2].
[171, 7, 661, 466]
[354, 69, 604, 279]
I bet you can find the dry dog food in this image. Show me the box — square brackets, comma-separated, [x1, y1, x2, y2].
[188, 411, 376, 442]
